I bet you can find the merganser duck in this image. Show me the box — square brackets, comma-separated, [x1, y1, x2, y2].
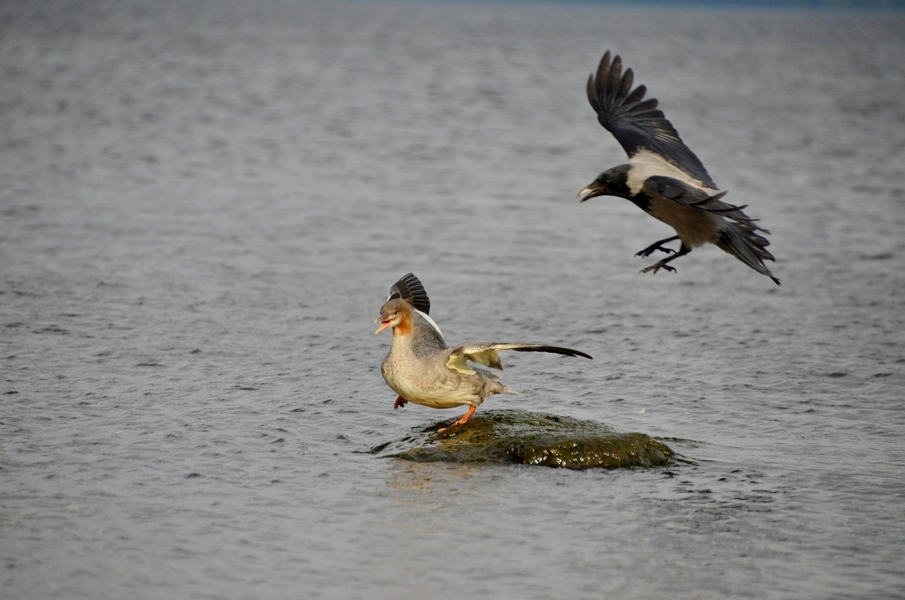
[375, 273, 592, 431]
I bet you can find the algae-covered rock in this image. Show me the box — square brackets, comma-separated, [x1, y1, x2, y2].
[373, 410, 674, 470]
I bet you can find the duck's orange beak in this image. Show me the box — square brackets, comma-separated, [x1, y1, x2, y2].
[374, 318, 391, 334]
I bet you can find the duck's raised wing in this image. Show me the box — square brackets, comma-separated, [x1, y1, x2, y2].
[387, 272, 431, 315]
[587, 50, 716, 189]
[445, 342, 592, 375]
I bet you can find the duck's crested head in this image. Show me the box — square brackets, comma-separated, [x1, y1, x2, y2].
[375, 297, 412, 334]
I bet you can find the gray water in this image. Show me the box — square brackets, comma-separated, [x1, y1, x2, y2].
[2, 1, 905, 598]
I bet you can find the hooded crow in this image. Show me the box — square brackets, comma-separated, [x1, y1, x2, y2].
[577, 50, 780, 285]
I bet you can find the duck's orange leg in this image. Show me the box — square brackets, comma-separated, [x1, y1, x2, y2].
[438, 405, 476, 432]
[393, 396, 407, 409]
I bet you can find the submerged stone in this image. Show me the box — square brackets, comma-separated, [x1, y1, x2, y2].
[374, 409, 674, 470]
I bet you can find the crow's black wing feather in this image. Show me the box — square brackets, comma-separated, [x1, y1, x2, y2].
[587, 51, 716, 188]
[643, 176, 768, 233]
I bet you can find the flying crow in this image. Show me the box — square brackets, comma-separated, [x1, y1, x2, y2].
[577, 50, 780, 285]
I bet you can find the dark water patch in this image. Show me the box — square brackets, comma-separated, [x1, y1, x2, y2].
[372, 410, 674, 470]
[32, 325, 69, 335]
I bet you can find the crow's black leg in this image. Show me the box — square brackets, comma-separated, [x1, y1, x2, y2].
[640, 244, 691, 275]
[635, 236, 680, 258]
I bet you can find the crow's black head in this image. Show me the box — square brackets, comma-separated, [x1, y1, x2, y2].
[577, 164, 632, 202]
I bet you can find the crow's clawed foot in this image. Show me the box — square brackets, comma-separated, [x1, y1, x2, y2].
[640, 261, 677, 275]
[635, 243, 676, 258]
[635, 236, 679, 258]
[393, 396, 407, 409]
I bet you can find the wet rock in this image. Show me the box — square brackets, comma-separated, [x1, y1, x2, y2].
[374, 410, 674, 470]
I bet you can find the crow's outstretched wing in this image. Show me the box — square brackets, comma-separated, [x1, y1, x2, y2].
[587, 50, 716, 189]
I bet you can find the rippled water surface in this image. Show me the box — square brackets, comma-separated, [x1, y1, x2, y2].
[2, 1, 905, 598]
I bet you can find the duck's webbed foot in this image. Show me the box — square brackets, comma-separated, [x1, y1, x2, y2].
[393, 396, 407, 409]
[636, 236, 679, 258]
[438, 405, 477, 433]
